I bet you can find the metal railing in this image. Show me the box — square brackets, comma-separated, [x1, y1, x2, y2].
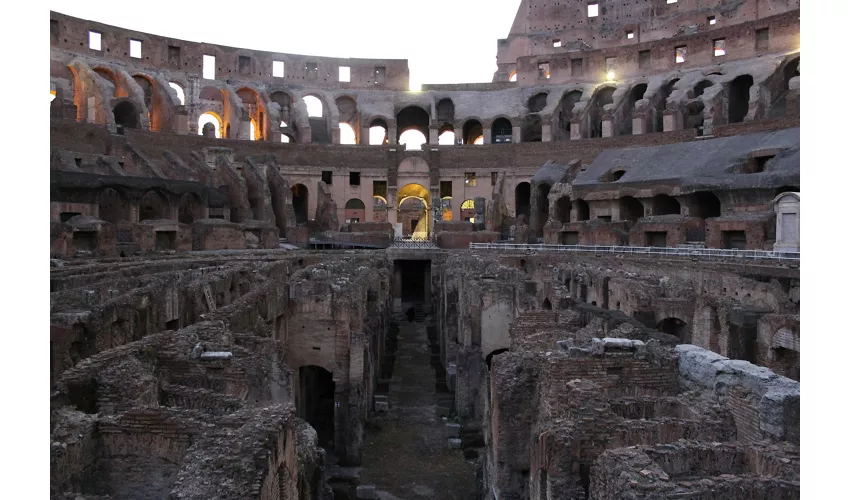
[389, 236, 439, 249]
[468, 243, 800, 261]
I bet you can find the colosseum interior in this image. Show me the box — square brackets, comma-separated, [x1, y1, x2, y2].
[49, 1, 802, 499]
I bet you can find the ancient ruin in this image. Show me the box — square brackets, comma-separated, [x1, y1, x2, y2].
[50, 1, 800, 499]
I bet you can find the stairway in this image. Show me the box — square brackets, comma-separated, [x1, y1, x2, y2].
[414, 303, 425, 322]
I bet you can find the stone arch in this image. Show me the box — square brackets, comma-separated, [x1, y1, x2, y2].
[296, 365, 336, 449]
[462, 119, 484, 144]
[396, 106, 430, 147]
[491, 117, 513, 143]
[657, 317, 688, 342]
[113, 100, 139, 134]
[93, 67, 119, 97]
[237, 87, 267, 140]
[368, 117, 389, 145]
[198, 111, 222, 138]
[574, 199, 590, 222]
[621, 83, 648, 135]
[728, 75, 754, 124]
[436, 98, 455, 128]
[199, 86, 223, 102]
[397, 183, 431, 238]
[98, 188, 129, 223]
[485, 348, 509, 370]
[177, 193, 204, 224]
[542, 298, 552, 310]
[691, 191, 721, 218]
[292, 184, 309, 224]
[652, 194, 680, 216]
[461, 199, 476, 222]
[528, 93, 548, 112]
[556, 90, 583, 139]
[693, 80, 714, 98]
[521, 114, 542, 142]
[372, 196, 388, 222]
[515, 182, 531, 219]
[653, 78, 679, 133]
[588, 86, 616, 138]
[336, 96, 360, 143]
[555, 196, 571, 223]
[270, 90, 293, 125]
[138, 190, 169, 221]
[618, 196, 644, 222]
[344, 198, 366, 223]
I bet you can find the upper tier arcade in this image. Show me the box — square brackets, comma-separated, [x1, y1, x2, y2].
[494, 0, 800, 84]
[49, 11, 410, 91]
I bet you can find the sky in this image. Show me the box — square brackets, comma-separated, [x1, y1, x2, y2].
[49, 0, 522, 90]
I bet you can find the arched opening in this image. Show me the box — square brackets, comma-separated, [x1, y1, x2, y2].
[369, 118, 388, 145]
[138, 190, 168, 221]
[691, 191, 721, 218]
[557, 90, 582, 139]
[168, 82, 185, 105]
[399, 129, 427, 150]
[93, 67, 118, 96]
[396, 106, 430, 145]
[397, 183, 431, 238]
[441, 196, 453, 220]
[657, 317, 688, 342]
[281, 134, 293, 143]
[339, 123, 357, 144]
[575, 199, 590, 221]
[783, 57, 800, 91]
[461, 199, 476, 223]
[297, 366, 335, 449]
[237, 88, 265, 141]
[653, 78, 679, 132]
[98, 188, 127, 223]
[344, 198, 365, 223]
[198, 112, 222, 138]
[131, 75, 156, 128]
[270, 91, 293, 125]
[515, 182, 531, 219]
[177, 193, 204, 224]
[652, 194, 681, 216]
[528, 93, 548, 113]
[542, 298, 552, 310]
[492, 118, 512, 143]
[589, 87, 616, 138]
[303, 95, 324, 118]
[621, 84, 648, 135]
[728, 75, 754, 124]
[618, 196, 644, 222]
[292, 184, 309, 224]
[485, 348, 509, 370]
[693, 80, 714, 98]
[436, 98, 455, 130]
[521, 114, 542, 142]
[462, 120, 483, 145]
[372, 196, 388, 222]
[113, 101, 139, 134]
[438, 125, 456, 145]
[555, 196, 572, 223]
[535, 183, 551, 234]
[508, 70, 517, 82]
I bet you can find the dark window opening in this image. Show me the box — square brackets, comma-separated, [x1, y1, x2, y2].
[492, 117, 513, 143]
[515, 182, 531, 220]
[646, 231, 668, 247]
[440, 181, 452, 198]
[638, 50, 651, 70]
[571, 58, 583, 76]
[292, 184, 309, 224]
[373, 180, 387, 199]
[349, 172, 360, 186]
[575, 199, 590, 222]
[755, 28, 770, 50]
[298, 366, 336, 449]
[528, 93, 548, 113]
[60, 212, 81, 223]
[238, 55, 251, 74]
[321, 171, 333, 185]
[728, 75, 754, 123]
[168, 45, 181, 66]
[491, 172, 499, 186]
[722, 230, 747, 250]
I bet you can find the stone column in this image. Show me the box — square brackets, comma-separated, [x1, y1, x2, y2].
[512, 125, 522, 143]
[360, 125, 370, 145]
[482, 127, 492, 144]
[601, 118, 613, 138]
[388, 123, 398, 145]
[632, 116, 646, 135]
[331, 126, 341, 144]
[570, 120, 582, 140]
[429, 127, 439, 145]
[542, 124, 552, 142]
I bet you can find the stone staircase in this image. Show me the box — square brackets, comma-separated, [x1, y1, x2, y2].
[414, 303, 425, 322]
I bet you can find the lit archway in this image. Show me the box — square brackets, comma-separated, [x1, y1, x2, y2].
[397, 183, 431, 238]
[339, 123, 357, 144]
[461, 199, 476, 222]
[462, 120, 483, 145]
[396, 106, 429, 145]
[369, 118, 388, 145]
[168, 82, 185, 105]
[399, 129, 427, 150]
[303, 95, 324, 118]
[508, 71, 517, 82]
[198, 112, 222, 138]
[344, 198, 365, 223]
[372, 196, 388, 222]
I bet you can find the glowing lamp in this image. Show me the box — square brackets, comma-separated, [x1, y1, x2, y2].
[606, 70, 616, 81]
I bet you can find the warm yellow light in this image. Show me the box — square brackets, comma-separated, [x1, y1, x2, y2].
[606, 70, 616, 81]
